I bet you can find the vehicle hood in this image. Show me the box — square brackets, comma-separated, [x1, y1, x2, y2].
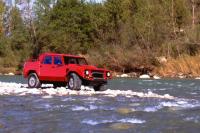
[68, 64, 108, 72]
[80, 65, 107, 71]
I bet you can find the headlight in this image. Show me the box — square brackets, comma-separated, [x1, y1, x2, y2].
[107, 72, 111, 77]
[85, 70, 89, 75]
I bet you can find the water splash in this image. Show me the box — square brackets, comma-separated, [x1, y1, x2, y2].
[0, 82, 175, 100]
[82, 118, 145, 125]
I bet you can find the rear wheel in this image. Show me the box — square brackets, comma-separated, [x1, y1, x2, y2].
[28, 73, 41, 88]
[67, 73, 82, 90]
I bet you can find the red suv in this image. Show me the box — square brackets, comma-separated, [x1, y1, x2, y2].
[23, 53, 111, 91]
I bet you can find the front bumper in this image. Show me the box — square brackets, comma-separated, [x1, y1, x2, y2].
[82, 78, 108, 86]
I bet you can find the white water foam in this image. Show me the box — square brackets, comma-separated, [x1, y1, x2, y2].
[82, 118, 145, 125]
[118, 118, 145, 124]
[61, 97, 75, 102]
[160, 100, 200, 109]
[71, 105, 116, 111]
[71, 106, 90, 111]
[0, 82, 175, 100]
[143, 106, 162, 112]
[71, 105, 98, 111]
[138, 100, 200, 112]
[82, 120, 115, 125]
[37, 103, 69, 111]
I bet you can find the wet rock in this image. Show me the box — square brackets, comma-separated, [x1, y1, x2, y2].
[128, 72, 137, 78]
[116, 75, 121, 78]
[0, 123, 4, 129]
[5, 73, 15, 76]
[139, 74, 150, 79]
[178, 75, 186, 79]
[110, 123, 133, 130]
[116, 108, 134, 114]
[177, 73, 192, 79]
[153, 75, 161, 79]
[120, 74, 129, 78]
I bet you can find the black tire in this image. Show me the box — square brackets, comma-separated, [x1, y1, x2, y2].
[67, 73, 82, 90]
[28, 73, 41, 88]
[94, 84, 106, 91]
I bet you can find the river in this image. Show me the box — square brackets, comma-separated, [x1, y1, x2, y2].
[0, 76, 200, 133]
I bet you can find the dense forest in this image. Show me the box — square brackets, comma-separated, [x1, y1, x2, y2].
[1, 0, 200, 77]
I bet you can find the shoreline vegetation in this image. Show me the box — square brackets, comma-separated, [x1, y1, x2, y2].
[2, 55, 200, 79]
[1, 0, 200, 79]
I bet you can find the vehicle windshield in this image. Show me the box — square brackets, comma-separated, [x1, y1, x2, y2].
[64, 56, 88, 65]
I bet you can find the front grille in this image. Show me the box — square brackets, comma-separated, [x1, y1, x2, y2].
[92, 71, 104, 79]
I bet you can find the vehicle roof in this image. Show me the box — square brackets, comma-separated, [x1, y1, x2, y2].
[40, 53, 84, 58]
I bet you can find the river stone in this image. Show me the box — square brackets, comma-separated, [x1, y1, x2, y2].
[116, 108, 135, 114]
[139, 74, 150, 79]
[110, 123, 133, 130]
[120, 74, 129, 78]
[153, 75, 161, 79]
[0, 123, 4, 128]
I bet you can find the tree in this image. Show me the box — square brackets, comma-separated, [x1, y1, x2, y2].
[35, 0, 95, 54]
[0, 1, 5, 35]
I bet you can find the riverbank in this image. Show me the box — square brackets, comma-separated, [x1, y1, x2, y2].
[155, 55, 200, 78]
[1, 71, 200, 80]
[2, 55, 200, 79]
[112, 55, 200, 79]
[0, 67, 21, 76]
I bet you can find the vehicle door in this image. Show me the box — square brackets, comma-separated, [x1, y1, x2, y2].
[64, 57, 79, 81]
[52, 56, 66, 81]
[40, 55, 54, 81]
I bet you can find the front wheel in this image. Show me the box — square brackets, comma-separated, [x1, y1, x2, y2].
[67, 73, 82, 90]
[28, 73, 41, 88]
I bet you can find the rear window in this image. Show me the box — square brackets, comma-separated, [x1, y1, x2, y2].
[43, 56, 52, 64]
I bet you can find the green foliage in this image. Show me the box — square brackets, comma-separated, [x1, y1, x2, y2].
[0, 1, 5, 35]
[36, 0, 96, 54]
[10, 8, 29, 50]
[0, 6, 30, 70]
[0, 0, 200, 73]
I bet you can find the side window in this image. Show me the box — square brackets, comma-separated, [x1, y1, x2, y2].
[54, 56, 62, 65]
[68, 58, 77, 64]
[43, 56, 52, 64]
[64, 57, 77, 64]
[64, 57, 69, 64]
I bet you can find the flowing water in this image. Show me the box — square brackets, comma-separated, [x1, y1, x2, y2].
[0, 76, 200, 133]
